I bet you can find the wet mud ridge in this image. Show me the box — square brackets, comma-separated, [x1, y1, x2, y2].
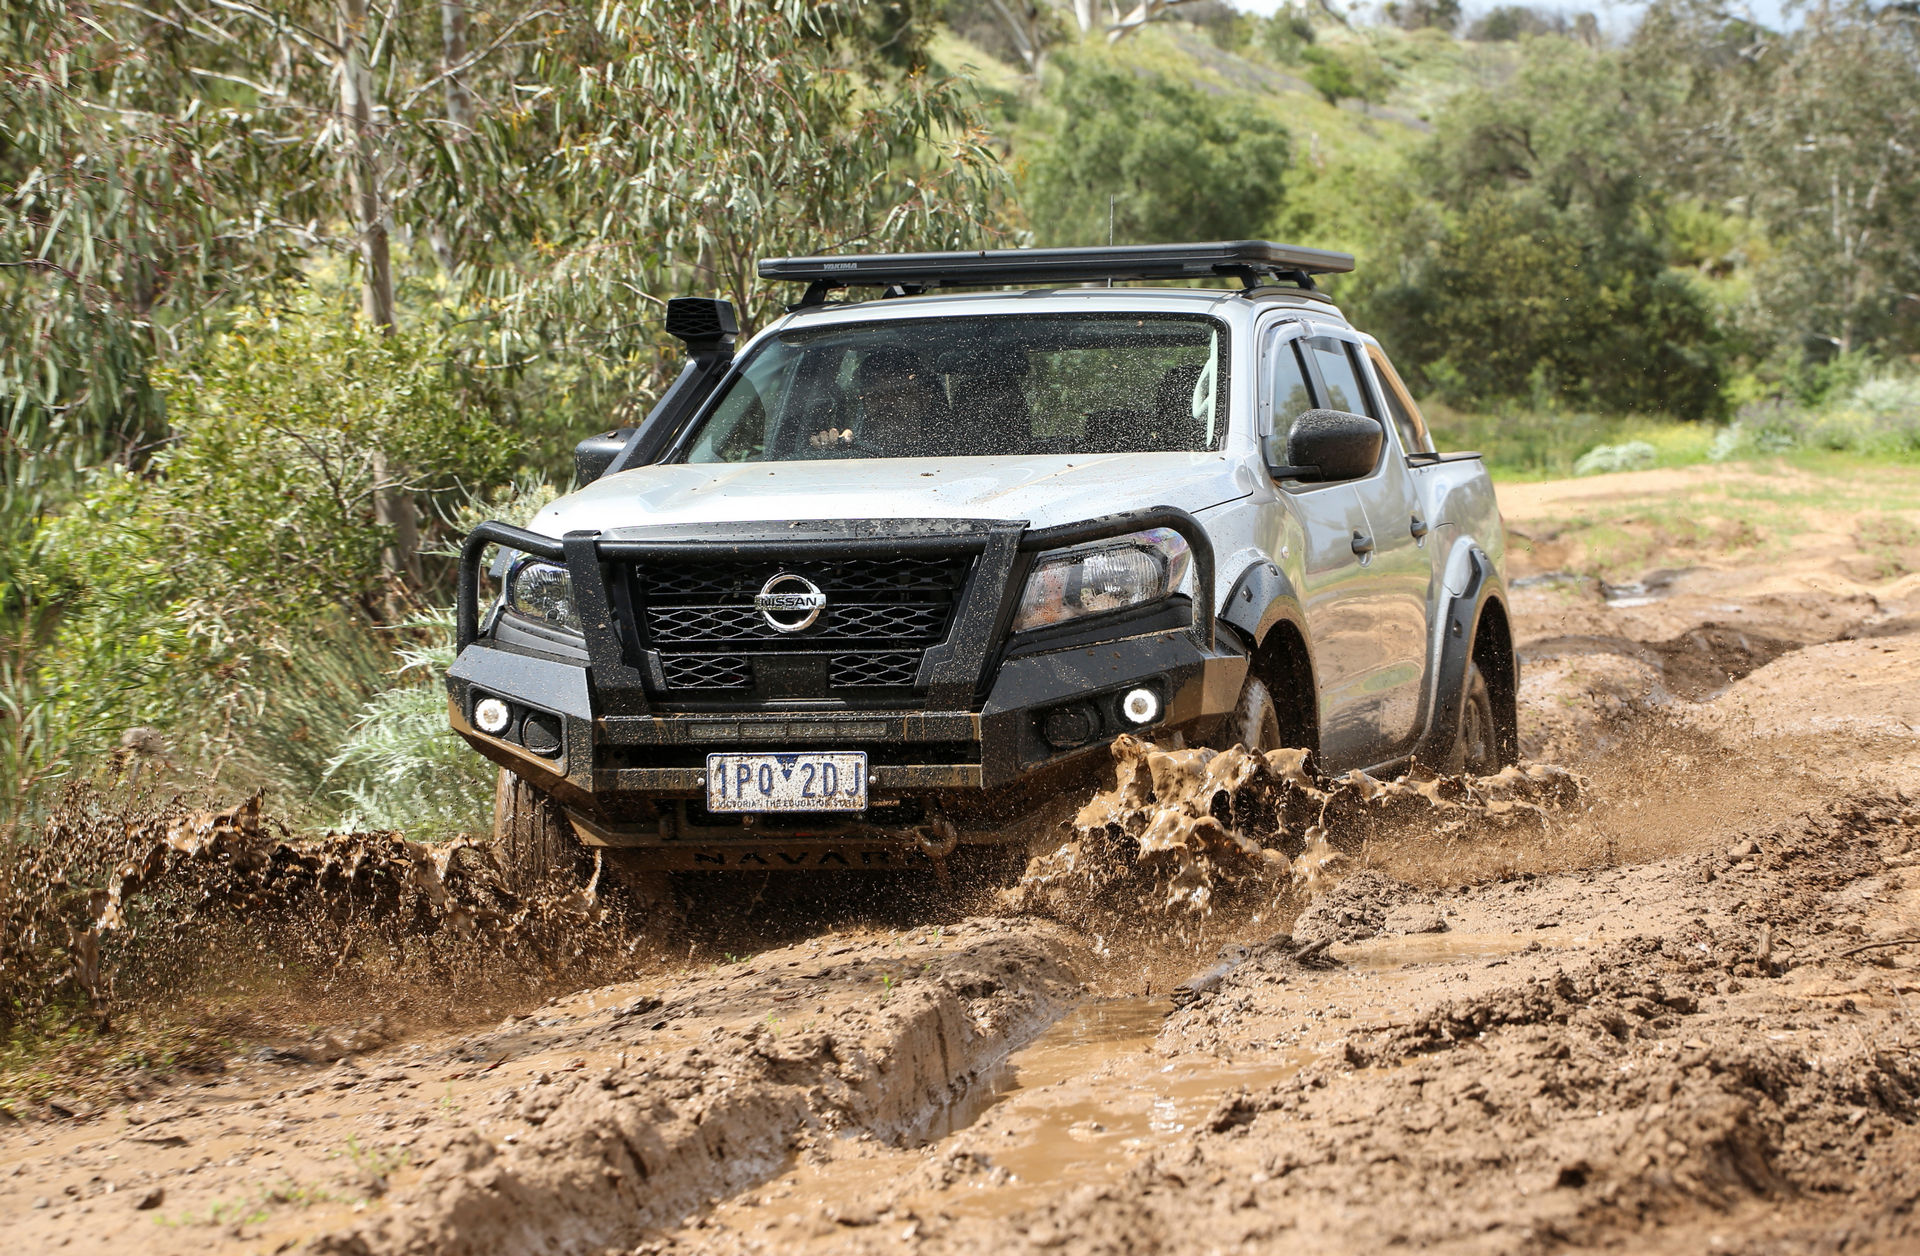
[0, 922, 1080, 1255]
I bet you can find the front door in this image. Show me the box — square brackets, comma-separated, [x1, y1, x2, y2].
[1300, 335, 1431, 762]
[1261, 332, 1383, 770]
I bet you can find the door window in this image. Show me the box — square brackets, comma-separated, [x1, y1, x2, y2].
[1268, 339, 1315, 427]
[1305, 338, 1372, 417]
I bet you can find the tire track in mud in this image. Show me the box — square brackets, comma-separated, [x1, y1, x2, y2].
[668, 799, 1920, 1256]
[0, 920, 1082, 1255]
[310, 926, 1079, 1256]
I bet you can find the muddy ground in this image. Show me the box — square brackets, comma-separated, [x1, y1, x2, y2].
[4, 461, 1920, 1255]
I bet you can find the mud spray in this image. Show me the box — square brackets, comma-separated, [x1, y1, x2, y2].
[1007, 732, 1584, 940]
[0, 786, 654, 1046]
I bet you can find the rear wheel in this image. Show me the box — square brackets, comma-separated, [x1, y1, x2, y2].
[491, 769, 591, 895]
[1452, 661, 1500, 776]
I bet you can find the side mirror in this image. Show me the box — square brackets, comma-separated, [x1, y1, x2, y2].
[574, 428, 633, 487]
[1269, 408, 1382, 482]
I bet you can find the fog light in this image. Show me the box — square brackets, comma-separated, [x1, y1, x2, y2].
[520, 711, 563, 757]
[474, 696, 511, 735]
[1041, 703, 1099, 748]
[1121, 687, 1160, 726]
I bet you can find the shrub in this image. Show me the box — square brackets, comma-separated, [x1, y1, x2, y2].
[1709, 372, 1920, 461]
[1573, 440, 1657, 476]
[320, 477, 558, 838]
[322, 613, 494, 838]
[14, 307, 515, 815]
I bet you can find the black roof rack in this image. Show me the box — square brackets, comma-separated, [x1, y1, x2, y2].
[759, 240, 1355, 309]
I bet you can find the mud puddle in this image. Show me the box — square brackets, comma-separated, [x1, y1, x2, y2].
[1333, 929, 1575, 970]
[929, 1000, 1318, 1218]
[685, 993, 1321, 1243]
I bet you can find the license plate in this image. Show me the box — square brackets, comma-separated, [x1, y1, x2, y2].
[705, 752, 868, 813]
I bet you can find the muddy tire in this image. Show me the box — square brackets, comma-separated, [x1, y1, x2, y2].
[491, 769, 591, 895]
[1218, 675, 1284, 752]
[1451, 661, 1500, 777]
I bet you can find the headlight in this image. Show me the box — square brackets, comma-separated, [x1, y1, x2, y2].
[1011, 527, 1191, 633]
[505, 558, 581, 633]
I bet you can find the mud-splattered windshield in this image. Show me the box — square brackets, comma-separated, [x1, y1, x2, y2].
[679, 313, 1227, 463]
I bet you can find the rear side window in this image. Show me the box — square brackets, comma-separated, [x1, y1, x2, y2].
[1365, 346, 1433, 455]
[1305, 338, 1371, 418]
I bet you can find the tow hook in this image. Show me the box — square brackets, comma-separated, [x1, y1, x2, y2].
[914, 815, 961, 887]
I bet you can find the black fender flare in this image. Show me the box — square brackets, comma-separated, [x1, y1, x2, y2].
[1221, 559, 1308, 650]
[1410, 546, 1513, 768]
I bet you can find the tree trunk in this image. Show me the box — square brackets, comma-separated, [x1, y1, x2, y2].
[984, 0, 1045, 76]
[439, 0, 475, 132]
[430, 0, 474, 273]
[338, 0, 420, 596]
[339, 0, 395, 331]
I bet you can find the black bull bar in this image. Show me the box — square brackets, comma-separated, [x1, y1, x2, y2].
[454, 506, 1218, 717]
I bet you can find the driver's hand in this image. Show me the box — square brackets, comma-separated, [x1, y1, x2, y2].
[809, 428, 854, 449]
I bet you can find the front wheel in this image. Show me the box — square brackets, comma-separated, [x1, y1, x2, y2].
[491, 769, 591, 895]
[1451, 661, 1500, 776]
[1216, 675, 1284, 753]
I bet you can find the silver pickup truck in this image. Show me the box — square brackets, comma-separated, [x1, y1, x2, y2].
[448, 242, 1516, 885]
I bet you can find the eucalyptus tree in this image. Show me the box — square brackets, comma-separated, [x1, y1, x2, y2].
[1633, 0, 1920, 359]
[2, 0, 1002, 570]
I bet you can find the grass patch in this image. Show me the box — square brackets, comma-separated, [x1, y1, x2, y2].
[1502, 454, 1920, 580]
[1425, 403, 1719, 480]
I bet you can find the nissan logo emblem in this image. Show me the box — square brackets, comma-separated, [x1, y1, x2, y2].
[754, 572, 826, 633]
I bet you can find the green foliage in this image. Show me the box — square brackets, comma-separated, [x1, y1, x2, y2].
[1573, 441, 1657, 476]
[1466, 6, 1576, 42]
[1421, 402, 1717, 480]
[1632, 1, 1920, 360]
[1022, 57, 1291, 246]
[17, 309, 512, 806]
[1711, 372, 1920, 463]
[1257, 7, 1318, 63]
[460, 1, 1006, 342]
[1355, 37, 1725, 418]
[1383, 0, 1462, 34]
[1301, 46, 1394, 106]
[322, 477, 556, 837]
[323, 614, 493, 838]
[0, 0, 317, 466]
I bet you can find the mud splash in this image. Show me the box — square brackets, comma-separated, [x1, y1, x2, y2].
[1008, 734, 1586, 928]
[0, 786, 626, 1037]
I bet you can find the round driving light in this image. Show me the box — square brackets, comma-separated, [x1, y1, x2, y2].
[1121, 688, 1160, 726]
[474, 696, 511, 735]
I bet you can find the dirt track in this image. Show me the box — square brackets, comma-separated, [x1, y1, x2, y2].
[3, 462, 1919, 1254]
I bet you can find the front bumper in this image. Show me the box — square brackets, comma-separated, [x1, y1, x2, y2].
[447, 508, 1247, 862]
